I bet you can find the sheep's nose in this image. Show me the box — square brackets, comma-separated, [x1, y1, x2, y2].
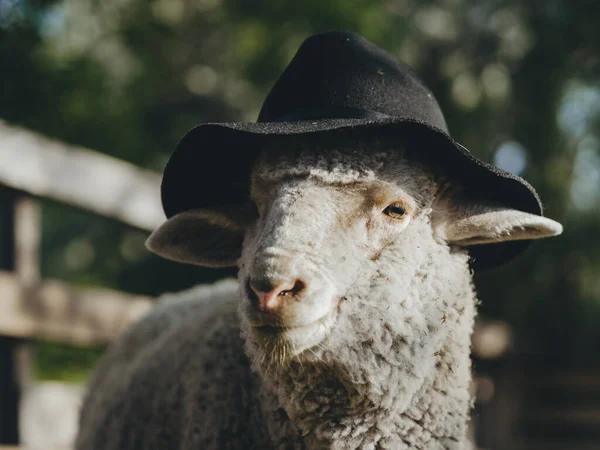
[248, 279, 306, 312]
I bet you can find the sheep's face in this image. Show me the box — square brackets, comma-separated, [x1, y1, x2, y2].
[238, 147, 437, 359]
[147, 140, 562, 399]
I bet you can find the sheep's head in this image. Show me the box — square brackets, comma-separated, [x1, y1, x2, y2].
[147, 137, 562, 404]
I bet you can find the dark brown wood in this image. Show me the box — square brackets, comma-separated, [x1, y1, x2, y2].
[0, 187, 19, 445]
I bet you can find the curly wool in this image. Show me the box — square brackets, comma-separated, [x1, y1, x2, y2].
[240, 217, 476, 450]
[77, 239, 476, 449]
[77, 146, 478, 450]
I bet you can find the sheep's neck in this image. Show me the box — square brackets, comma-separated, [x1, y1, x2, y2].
[254, 231, 477, 449]
[260, 329, 473, 450]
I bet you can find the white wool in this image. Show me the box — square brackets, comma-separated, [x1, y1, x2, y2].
[76, 142, 559, 449]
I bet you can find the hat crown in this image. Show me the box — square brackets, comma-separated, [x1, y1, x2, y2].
[258, 31, 448, 132]
[161, 31, 544, 270]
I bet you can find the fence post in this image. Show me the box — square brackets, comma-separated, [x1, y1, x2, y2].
[0, 187, 19, 445]
[13, 198, 40, 390]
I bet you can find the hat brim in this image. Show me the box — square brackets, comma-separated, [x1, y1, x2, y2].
[161, 117, 542, 270]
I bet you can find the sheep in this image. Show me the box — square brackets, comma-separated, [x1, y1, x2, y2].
[75, 134, 562, 450]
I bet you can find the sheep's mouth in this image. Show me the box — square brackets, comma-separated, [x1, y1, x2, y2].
[253, 324, 297, 334]
[252, 311, 334, 335]
[249, 310, 337, 355]
[253, 320, 320, 335]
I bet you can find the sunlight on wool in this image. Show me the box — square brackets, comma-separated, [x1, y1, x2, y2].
[494, 141, 527, 176]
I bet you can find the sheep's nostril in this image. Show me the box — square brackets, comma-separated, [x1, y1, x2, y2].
[246, 282, 259, 304]
[248, 279, 306, 312]
[279, 280, 305, 297]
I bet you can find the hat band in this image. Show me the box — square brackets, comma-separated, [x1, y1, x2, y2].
[273, 106, 391, 123]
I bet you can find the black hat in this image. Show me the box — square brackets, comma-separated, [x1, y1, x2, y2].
[160, 31, 543, 270]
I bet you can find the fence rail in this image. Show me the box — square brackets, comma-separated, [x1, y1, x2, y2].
[0, 270, 153, 346]
[0, 120, 163, 232]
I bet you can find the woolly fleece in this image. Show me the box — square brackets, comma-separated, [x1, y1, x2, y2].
[77, 144, 542, 450]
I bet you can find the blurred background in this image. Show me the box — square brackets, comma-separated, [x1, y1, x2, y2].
[0, 0, 599, 449]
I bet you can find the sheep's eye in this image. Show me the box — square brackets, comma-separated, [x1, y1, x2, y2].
[383, 203, 406, 219]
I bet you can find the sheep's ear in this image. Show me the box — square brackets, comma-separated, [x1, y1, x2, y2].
[433, 201, 563, 246]
[146, 204, 257, 267]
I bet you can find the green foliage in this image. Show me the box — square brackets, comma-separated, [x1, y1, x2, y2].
[33, 341, 105, 383]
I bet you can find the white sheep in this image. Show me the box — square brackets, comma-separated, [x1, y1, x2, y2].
[76, 31, 563, 449]
[76, 139, 562, 450]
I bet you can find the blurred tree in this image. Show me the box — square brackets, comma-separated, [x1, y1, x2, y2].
[1, 0, 599, 373]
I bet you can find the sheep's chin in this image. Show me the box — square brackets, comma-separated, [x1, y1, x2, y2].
[249, 309, 337, 358]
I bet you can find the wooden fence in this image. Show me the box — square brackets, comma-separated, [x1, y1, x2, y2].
[0, 120, 160, 345]
[0, 120, 162, 445]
